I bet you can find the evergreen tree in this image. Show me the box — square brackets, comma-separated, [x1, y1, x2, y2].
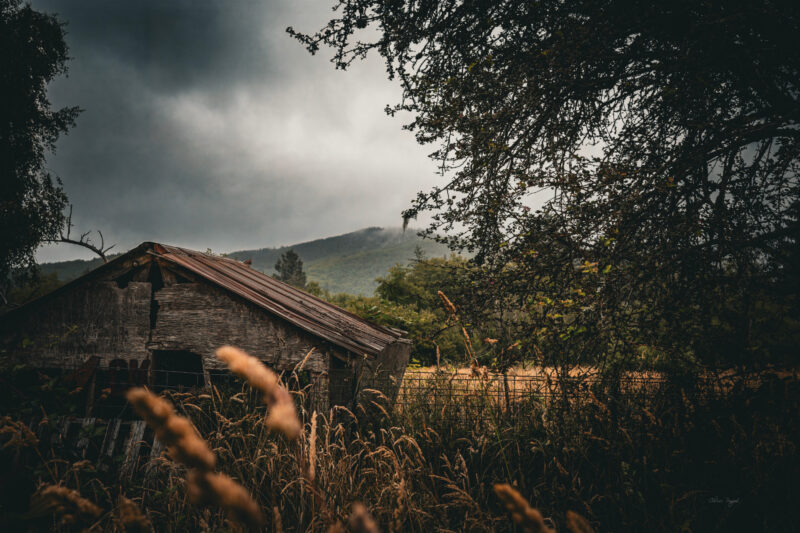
[274, 249, 307, 289]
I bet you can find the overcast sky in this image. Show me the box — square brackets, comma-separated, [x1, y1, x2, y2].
[33, 0, 439, 262]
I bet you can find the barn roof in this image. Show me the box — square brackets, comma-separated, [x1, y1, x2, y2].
[4, 242, 405, 358]
[148, 243, 404, 357]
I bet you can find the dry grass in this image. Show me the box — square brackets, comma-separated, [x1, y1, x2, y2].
[408, 365, 666, 384]
[216, 345, 302, 440]
[115, 495, 151, 533]
[123, 345, 308, 531]
[494, 483, 553, 533]
[1, 344, 797, 532]
[126, 388, 216, 471]
[187, 470, 264, 530]
[347, 502, 380, 533]
[28, 485, 103, 528]
[127, 385, 264, 530]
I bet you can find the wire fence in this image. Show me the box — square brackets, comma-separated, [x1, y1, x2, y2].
[395, 368, 764, 403]
[17, 363, 792, 468]
[44, 361, 783, 426]
[334, 366, 778, 429]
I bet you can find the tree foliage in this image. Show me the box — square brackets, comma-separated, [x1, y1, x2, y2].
[0, 0, 79, 297]
[5, 271, 62, 309]
[326, 254, 510, 366]
[274, 249, 308, 289]
[291, 0, 800, 368]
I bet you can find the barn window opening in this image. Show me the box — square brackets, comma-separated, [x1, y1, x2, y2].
[207, 369, 237, 388]
[329, 352, 354, 407]
[151, 350, 205, 390]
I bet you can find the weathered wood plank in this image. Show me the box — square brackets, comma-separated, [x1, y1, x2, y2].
[150, 283, 328, 373]
[121, 421, 147, 476]
[101, 418, 122, 460]
[4, 281, 151, 368]
[75, 417, 97, 458]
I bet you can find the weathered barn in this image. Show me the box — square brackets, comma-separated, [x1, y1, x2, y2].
[0, 242, 410, 412]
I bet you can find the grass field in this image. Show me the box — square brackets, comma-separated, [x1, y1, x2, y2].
[2, 352, 797, 532]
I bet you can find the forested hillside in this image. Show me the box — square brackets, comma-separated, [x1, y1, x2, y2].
[39, 227, 450, 295]
[230, 227, 450, 295]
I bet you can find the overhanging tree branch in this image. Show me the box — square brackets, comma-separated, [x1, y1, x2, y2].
[47, 205, 115, 263]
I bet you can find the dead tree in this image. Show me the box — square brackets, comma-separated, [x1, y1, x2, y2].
[49, 205, 115, 262]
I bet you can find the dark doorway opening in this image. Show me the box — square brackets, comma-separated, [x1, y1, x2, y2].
[151, 350, 205, 391]
[329, 354, 354, 407]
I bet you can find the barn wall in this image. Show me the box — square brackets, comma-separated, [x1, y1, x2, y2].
[1, 266, 405, 412]
[149, 282, 328, 373]
[4, 281, 151, 368]
[355, 339, 411, 404]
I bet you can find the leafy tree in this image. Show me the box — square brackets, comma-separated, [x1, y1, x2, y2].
[274, 249, 308, 289]
[0, 0, 80, 301]
[291, 1, 800, 369]
[376, 254, 466, 310]
[325, 254, 503, 366]
[5, 271, 62, 308]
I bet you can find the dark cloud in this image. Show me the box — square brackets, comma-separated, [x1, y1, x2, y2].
[33, 0, 438, 262]
[42, 1, 277, 91]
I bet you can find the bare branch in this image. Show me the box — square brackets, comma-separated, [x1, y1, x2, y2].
[47, 205, 115, 263]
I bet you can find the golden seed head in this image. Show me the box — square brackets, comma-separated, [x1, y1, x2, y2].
[273, 506, 284, 533]
[348, 502, 380, 533]
[126, 388, 216, 471]
[306, 410, 318, 483]
[437, 290, 458, 316]
[566, 510, 595, 533]
[216, 346, 301, 440]
[170, 434, 217, 471]
[493, 483, 551, 533]
[31, 485, 103, 523]
[216, 345, 278, 395]
[266, 402, 303, 440]
[127, 388, 173, 425]
[117, 495, 152, 533]
[188, 470, 264, 531]
[326, 522, 347, 533]
[0, 416, 39, 450]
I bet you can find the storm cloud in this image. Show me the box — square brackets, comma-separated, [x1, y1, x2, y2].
[33, 0, 438, 262]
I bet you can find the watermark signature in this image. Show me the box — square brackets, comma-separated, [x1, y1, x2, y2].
[708, 497, 740, 508]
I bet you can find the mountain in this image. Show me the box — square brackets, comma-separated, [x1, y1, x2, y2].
[227, 227, 452, 295]
[39, 227, 452, 296]
[39, 254, 122, 282]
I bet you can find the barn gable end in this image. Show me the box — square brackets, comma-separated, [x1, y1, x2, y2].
[149, 282, 328, 374]
[4, 281, 151, 368]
